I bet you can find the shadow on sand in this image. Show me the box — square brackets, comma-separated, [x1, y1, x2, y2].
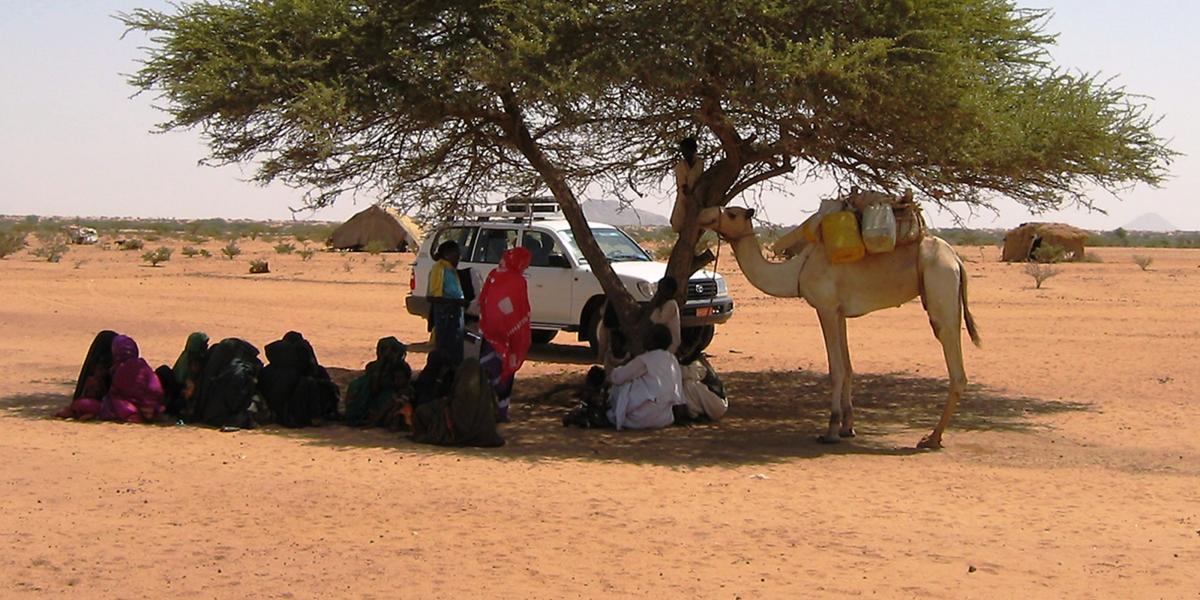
[1, 362, 1089, 467]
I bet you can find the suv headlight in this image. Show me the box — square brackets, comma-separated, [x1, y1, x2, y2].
[716, 277, 727, 295]
[636, 280, 656, 299]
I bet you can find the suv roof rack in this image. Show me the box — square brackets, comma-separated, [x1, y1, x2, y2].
[462, 196, 564, 223]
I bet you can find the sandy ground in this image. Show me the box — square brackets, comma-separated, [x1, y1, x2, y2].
[1, 238, 1198, 599]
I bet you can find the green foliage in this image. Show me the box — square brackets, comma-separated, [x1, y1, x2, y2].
[1132, 255, 1154, 271]
[181, 246, 200, 258]
[274, 242, 296, 254]
[120, 238, 145, 251]
[298, 246, 316, 261]
[141, 246, 174, 267]
[0, 229, 27, 258]
[1032, 243, 1069, 264]
[248, 259, 270, 274]
[363, 240, 389, 255]
[1023, 263, 1059, 289]
[122, 1, 1172, 216]
[221, 240, 242, 260]
[33, 236, 69, 263]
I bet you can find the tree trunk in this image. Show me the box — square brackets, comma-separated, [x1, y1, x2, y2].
[499, 92, 644, 347]
[664, 157, 742, 304]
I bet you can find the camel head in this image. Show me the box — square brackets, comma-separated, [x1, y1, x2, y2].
[698, 206, 756, 241]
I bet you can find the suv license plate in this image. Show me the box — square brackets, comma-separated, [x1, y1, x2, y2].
[695, 307, 713, 317]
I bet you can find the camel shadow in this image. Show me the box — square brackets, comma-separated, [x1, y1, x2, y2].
[1, 368, 1089, 467]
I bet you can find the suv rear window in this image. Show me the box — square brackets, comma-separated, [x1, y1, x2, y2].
[431, 226, 477, 260]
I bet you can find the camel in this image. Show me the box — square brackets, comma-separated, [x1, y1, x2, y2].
[698, 204, 981, 449]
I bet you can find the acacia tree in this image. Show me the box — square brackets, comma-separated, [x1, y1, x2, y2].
[123, 0, 1171, 343]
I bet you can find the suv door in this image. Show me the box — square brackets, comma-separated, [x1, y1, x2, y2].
[521, 229, 575, 326]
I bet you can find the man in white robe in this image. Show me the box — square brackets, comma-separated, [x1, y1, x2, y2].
[607, 325, 683, 430]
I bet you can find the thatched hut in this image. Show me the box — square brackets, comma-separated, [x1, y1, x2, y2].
[328, 205, 423, 252]
[1002, 222, 1089, 262]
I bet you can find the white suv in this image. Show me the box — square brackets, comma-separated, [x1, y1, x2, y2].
[406, 204, 734, 356]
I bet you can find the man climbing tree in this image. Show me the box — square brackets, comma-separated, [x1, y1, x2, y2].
[123, 0, 1172, 347]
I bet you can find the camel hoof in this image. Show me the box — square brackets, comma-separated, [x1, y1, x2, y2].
[839, 428, 857, 438]
[916, 436, 943, 450]
[817, 434, 841, 444]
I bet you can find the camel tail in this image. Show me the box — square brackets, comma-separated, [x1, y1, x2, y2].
[957, 255, 982, 348]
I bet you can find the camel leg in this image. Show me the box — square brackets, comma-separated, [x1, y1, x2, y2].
[918, 264, 969, 449]
[838, 314, 856, 438]
[816, 308, 847, 444]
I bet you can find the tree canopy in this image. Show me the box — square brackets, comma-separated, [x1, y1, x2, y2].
[123, 0, 1173, 335]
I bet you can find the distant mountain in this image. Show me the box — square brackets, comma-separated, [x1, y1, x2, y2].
[1123, 213, 1177, 232]
[581, 199, 670, 227]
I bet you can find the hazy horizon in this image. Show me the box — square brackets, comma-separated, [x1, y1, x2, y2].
[2, 1, 1195, 230]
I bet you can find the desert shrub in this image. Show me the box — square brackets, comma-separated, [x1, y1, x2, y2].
[141, 246, 174, 267]
[73, 260, 88, 269]
[248, 259, 270, 274]
[221, 240, 242, 260]
[1132, 255, 1154, 271]
[181, 246, 200, 258]
[120, 238, 145, 251]
[274, 242, 296, 254]
[145, 234, 162, 242]
[1023, 263, 1059, 289]
[363, 240, 389, 255]
[1080, 251, 1104, 263]
[183, 233, 209, 244]
[0, 230, 27, 258]
[199, 249, 213, 258]
[33, 236, 69, 263]
[298, 247, 316, 261]
[1031, 243, 1068, 264]
[342, 258, 354, 272]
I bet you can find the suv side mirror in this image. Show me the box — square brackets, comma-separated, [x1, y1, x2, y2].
[546, 254, 570, 269]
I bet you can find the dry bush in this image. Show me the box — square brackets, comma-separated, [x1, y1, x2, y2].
[1023, 262, 1059, 289]
[0, 230, 27, 258]
[378, 257, 399, 273]
[181, 246, 200, 258]
[120, 238, 144, 251]
[298, 247, 316, 261]
[33, 236, 69, 263]
[221, 240, 242, 260]
[363, 240, 389, 255]
[1132, 255, 1153, 271]
[248, 259, 270, 274]
[274, 242, 296, 254]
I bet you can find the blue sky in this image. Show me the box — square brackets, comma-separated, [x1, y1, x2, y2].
[0, 1, 1195, 229]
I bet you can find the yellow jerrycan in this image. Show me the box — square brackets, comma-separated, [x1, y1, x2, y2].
[820, 210, 866, 264]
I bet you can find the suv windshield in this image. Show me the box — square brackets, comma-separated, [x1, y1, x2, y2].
[559, 227, 651, 263]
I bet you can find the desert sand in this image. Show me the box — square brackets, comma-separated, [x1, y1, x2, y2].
[1, 240, 1198, 598]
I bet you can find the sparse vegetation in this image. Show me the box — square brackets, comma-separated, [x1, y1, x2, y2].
[141, 246, 174, 267]
[0, 230, 27, 258]
[274, 242, 296, 254]
[1081, 251, 1104, 263]
[363, 240, 389, 255]
[181, 246, 200, 258]
[1132, 255, 1154, 271]
[33, 236, 69, 263]
[342, 258, 354, 273]
[73, 260, 88, 269]
[199, 249, 213, 258]
[120, 239, 145, 251]
[248, 259, 270, 274]
[221, 240, 242, 260]
[1023, 263, 1060, 289]
[298, 247, 316, 261]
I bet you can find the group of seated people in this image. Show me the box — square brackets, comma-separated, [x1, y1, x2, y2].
[54, 277, 728, 443]
[564, 276, 729, 430]
[55, 328, 507, 447]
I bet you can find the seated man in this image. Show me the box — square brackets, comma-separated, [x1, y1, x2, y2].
[606, 324, 683, 431]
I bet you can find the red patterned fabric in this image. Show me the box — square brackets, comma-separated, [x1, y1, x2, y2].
[479, 247, 532, 380]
